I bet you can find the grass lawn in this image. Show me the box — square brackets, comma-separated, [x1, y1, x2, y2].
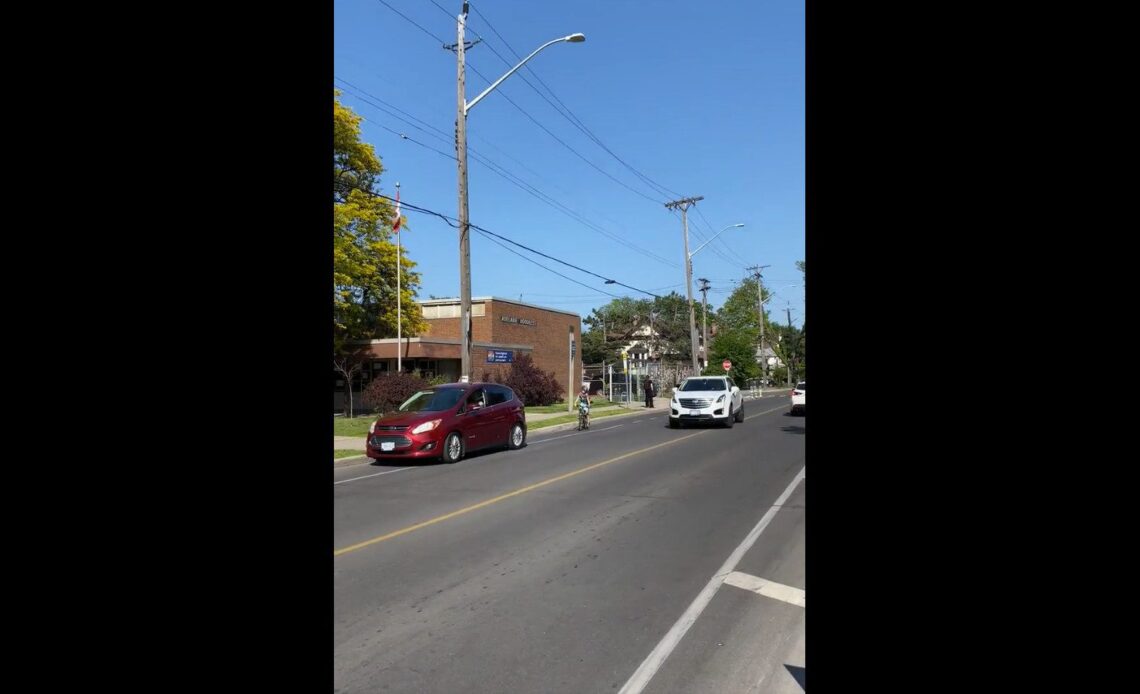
[333, 415, 376, 437]
[529, 407, 644, 430]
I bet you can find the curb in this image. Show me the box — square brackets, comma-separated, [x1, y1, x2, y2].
[334, 454, 371, 467]
[527, 404, 668, 436]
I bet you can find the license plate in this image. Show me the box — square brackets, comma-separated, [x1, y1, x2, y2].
[381, 442, 395, 451]
[690, 410, 701, 416]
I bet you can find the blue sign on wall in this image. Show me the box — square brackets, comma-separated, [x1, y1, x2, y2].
[486, 350, 513, 363]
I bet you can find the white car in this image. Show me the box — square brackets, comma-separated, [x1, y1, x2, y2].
[669, 376, 744, 428]
[790, 382, 806, 415]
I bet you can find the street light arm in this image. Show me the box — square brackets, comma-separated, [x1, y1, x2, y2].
[762, 284, 800, 304]
[465, 35, 580, 114]
[689, 223, 744, 259]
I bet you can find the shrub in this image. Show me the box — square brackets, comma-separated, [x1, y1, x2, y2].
[362, 372, 429, 414]
[495, 353, 562, 406]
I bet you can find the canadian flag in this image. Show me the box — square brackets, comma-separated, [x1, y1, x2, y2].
[392, 188, 402, 233]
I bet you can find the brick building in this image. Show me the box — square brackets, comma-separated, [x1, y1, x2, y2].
[335, 297, 583, 410]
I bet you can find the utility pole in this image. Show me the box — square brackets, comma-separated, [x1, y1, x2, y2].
[451, 7, 584, 383]
[664, 195, 704, 374]
[454, 2, 473, 382]
[697, 278, 711, 371]
[746, 265, 770, 382]
[395, 182, 402, 374]
[786, 305, 795, 386]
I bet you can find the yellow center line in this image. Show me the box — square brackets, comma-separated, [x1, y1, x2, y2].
[334, 401, 789, 557]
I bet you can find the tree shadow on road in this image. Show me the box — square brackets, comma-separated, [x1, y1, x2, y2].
[782, 424, 805, 435]
[785, 664, 805, 689]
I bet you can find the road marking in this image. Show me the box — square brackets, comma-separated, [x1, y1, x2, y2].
[723, 571, 805, 607]
[746, 403, 788, 419]
[334, 431, 708, 557]
[334, 466, 413, 485]
[617, 466, 806, 694]
[529, 423, 626, 444]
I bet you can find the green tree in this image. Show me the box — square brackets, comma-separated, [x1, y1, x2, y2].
[581, 292, 710, 365]
[333, 92, 427, 352]
[772, 323, 805, 384]
[706, 329, 760, 386]
[716, 276, 773, 338]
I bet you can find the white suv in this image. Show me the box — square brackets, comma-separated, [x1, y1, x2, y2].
[669, 376, 744, 428]
[790, 382, 806, 415]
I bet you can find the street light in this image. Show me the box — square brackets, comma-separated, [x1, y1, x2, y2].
[763, 284, 801, 305]
[685, 223, 744, 373]
[455, 3, 584, 383]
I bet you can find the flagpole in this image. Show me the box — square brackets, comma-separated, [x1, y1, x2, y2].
[395, 182, 401, 374]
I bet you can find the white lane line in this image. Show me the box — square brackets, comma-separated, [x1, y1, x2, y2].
[617, 466, 806, 694]
[334, 466, 413, 485]
[723, 571, 805, 608]
[529, 424, 624, 445]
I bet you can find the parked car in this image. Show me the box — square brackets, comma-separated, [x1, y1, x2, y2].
[668, 376, 744, 428]
[790, 382, 806, 415]
[365, 382, 527, 464]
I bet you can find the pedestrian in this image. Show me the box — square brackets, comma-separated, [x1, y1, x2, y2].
[644, 377, 655, 408]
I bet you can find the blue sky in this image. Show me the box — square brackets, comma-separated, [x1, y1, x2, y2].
[335, 0, 804, 327]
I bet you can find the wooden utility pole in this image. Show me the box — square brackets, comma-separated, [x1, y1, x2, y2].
[697, 278, 711, 370]
[664, 196, 704, 374]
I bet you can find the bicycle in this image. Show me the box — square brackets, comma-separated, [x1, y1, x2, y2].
[577, 402, 590, 430]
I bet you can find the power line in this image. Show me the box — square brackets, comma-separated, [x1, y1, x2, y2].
[336, 81, 453, 146]
[373, 0, 449, 46]
[473, 229, 621, 299]
[668, 208, 743, 270]
[465, 61, 665, 205]
[367, 120, 457, 161]
[462, 146, 677, 267]
[469, 221, 662, 298]
[467, 1, 681, 200]
[373, 1, 671, 206]
[337, 80, 677, 267]
[694, 206, 745, 263]
[426, 0, 456, 21]
[336, 76, 451, 139]
[686, 208, 746, 269]
[350, 185, 662, 299]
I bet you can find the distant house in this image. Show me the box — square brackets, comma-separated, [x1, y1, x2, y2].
[756, 344, 783, 369]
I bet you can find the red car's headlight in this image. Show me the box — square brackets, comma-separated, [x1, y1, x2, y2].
[411, 419, 443, 435]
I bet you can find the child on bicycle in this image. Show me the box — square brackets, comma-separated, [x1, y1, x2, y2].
[576, 387, 592, 429]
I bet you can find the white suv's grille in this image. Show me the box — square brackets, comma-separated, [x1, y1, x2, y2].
[679, 398, 713, 409]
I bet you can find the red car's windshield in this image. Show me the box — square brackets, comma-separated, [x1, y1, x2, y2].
[398, 389, 465, 412]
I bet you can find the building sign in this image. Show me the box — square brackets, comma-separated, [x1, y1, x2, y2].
[500, 315, 537, 327]
[486, 350, 514, 363]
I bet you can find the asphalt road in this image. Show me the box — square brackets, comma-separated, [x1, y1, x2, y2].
[334, 396, 805, 693]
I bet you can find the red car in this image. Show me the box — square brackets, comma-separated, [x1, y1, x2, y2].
[365, 382, 527, 464]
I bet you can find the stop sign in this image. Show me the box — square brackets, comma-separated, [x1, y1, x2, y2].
[722, 359, 732, 371]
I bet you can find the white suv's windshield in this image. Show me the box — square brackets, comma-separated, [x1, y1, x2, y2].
[680, 378, 727, 391]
